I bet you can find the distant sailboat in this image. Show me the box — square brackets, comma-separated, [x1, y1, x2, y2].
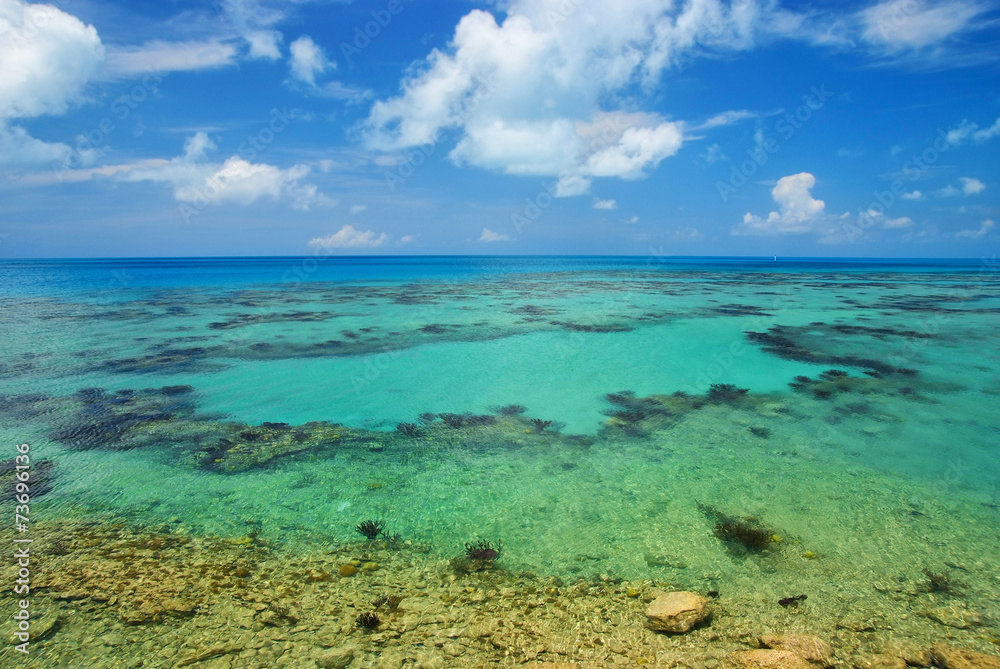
[773, 255, 777, 262]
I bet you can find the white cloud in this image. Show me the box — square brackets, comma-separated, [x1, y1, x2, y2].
[959, 177, 986, 195]
[361, 1, 786, 195]
[286, 35, 370, 101]
[593, 198, 617, 210]
[856, 0, 993, 65]
[246, 30, 283, 60]
[0, 0, 104, 119]
[901, 190, 924, 200]
[104, 40, 237, 77]
[622, 215, 640, 224]
[398, 235, 415, 246]
[944, 117, 1000, 145]
[479, 228, 511, 242]
[702, 143, 726, 164]
[734, 172, 829, 236]
[863, 209, 912, 228]
[289, 36, 329, 86]
[936, 178, 986, 197]
[0, 124, 91, 168]
[350, 204, 368, 214]
[221, 0, 285, 60]
[0, 0, 104, 166]
[309, 225, 388, 249]
[118, 132, 324, 210]
[956, 219, 994, 239]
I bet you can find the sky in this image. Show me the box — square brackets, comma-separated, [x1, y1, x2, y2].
[1, 0, 999, 258]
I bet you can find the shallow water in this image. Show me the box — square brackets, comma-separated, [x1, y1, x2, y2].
[2, 256, 999, 665]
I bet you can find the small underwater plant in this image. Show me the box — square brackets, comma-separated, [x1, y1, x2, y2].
[465, 539, 502, 561]
[748, 426, 772, 438]
[418, 412, 438, 424]
[531, 418, 552, 432]
[819, 369, 848, 380]
[374, 595, 404, 610]
[715, 517, 772, 551]
[395, 422, 419, 437]
[355, 519, 384, 540]
[707, 384, 749, 402]
[355, 612, 381, 630]
[921, 568, 960, 595]
[699, 503, 774, 553]
[497, 404, 527, 416]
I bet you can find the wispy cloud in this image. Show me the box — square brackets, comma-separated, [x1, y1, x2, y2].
[103, 40, 237, 77]
[956, 219, 994, 239]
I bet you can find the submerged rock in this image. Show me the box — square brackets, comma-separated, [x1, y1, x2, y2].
[931, 645, 1000, 669]
[645, 591, 712, 633]
[758, 634, 834, 667]
[727, 650, 814, 669]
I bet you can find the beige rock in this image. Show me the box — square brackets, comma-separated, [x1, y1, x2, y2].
[645, 591, 712, 633]
[759, 634, 834, 667]
[727, 649, 815, 669]
[931, 645, 1000, 669]
[314, 646, 355, 669]
[852, 654, 907, 669]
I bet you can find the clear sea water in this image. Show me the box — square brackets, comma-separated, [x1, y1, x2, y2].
[2, 256, 999, 594]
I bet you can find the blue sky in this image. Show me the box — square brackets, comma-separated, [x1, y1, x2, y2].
[1, 0, 998, 257]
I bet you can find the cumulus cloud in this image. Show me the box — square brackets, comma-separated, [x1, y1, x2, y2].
[350, 204, 368, 214]
[118, 132, 324, 210]
[0, 0, 104, 166]
[0, 0, 104, 119]
[901, 190, 924, 200]
[936, 177, 986, 197]
[479, 228, 511, 242]
[862, 208, 912, 228]
[308, 225, 388, 249]
[289, 36, 329, 86]
[593, 199, 617, 210]
[361, 1, 790, 195]
[222, 0, 285, 59]
[959, 177, 986, 195]
[734, 172, 829, 235]
[286, 35, 369, 101]
[956, 219, 994, 239]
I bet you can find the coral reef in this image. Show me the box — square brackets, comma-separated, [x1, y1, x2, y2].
[531, 419, 553, 432]
[706, 384, 750, 403]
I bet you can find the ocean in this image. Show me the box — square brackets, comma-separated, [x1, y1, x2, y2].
[2, 256, 998, 667]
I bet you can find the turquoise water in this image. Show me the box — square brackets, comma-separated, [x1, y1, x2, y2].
[2, 256, 999, 586]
